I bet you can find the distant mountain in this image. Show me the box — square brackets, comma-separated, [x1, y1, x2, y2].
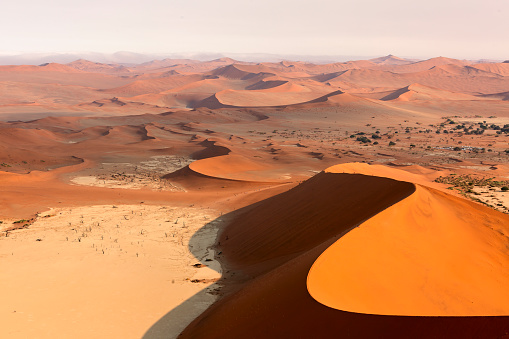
[66, 59, 130, 73]
[0, 52, 380, 66]
[369, 54, 414, 65]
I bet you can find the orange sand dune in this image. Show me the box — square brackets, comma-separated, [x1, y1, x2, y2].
[430, 64, 504, 78]
[66, 59, 130, 74]
[369, 54, 414, 66]
[180, 163, 509, 338]
[102, 74, 204, 96]
[374, 56, 470, 73]
[131, 58, 200, 71]
[0, 81, 101, 106]
[129, 57, 249, 74]
[200, 87, 330, 108]
[266, 60, 377, 75]
[0, 63, 84, 73]
[0, 68, 131, 89]
[381, 83, 483, 101]
[245, 80, 289, 91]
[333, 66, 509, 95]
[166, 78, 248, 94]
[188, 154, 282, 182]
[334, 68, 410, 89]
[210, 64, 275, 80]
[471, 62, 509, 76]
[120, 92, 209, 109]
[308, 164, 509, 316]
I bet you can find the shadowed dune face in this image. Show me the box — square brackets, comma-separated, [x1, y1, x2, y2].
[217, 172, 415, 276]
[180, 165, 509, 339]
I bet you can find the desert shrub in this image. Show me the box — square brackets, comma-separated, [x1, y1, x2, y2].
[356, 136, 371, 143]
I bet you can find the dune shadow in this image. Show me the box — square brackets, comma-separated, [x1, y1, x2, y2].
[141, 209, 240, 339]
[142, 286, 220, 339]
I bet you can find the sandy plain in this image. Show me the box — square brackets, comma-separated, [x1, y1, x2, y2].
[1, 205, 221, 339]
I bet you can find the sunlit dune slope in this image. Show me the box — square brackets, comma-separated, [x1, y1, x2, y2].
[205, 88, 327, 108]
[471, 62, 509, 76]
[381, 83, 482, 101]
[66, 59, 130, 74]
[308, 166, 509, 316]
[180, 163, 509, 339]
[374, 56, 469, 73]
[188, 154, 282, 182]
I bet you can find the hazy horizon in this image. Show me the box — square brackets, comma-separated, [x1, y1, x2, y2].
[0, 50, 506, 66]
[1, 0, 507, 60]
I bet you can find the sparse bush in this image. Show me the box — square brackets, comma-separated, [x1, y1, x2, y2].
[356, 136, 371, 143]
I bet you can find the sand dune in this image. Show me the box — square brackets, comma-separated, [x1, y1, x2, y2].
[0, 63, 84, 73]
[381, 83, 482, 101]
[369, 54, 414, 65]
[211, 64, 275, 80]
[0, 81, 101, 106]
[180, 163, 509, 338]
[0, 56, 506, 116]
[198, 87, 332, 108]
[67, 59, 130, 74]
[188, 154, 283, 182]
[102, 74, 205, 97]
[308, 164, 509, 316]
[471, 62, 509, 76]
[375, 56, 470, 73]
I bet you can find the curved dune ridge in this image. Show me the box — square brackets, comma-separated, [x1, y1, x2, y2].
[381, 83, 481, 101]
[179, 162, 509, 339]
[212, 88, 323, 107]
[308, 163, 509, 316]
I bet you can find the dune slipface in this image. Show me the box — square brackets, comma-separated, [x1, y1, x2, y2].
[308, 165, 509, 316]
[179, 163, 509, 339]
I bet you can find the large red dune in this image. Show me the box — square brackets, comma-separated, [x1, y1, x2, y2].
[179, 164, 509, 338]
[308, 164, 509, 316]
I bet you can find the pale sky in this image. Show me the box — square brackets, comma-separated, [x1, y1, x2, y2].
[1, 0, 507, 59]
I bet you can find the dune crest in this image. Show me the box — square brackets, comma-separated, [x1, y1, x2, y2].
[308, 163, 509, 316]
